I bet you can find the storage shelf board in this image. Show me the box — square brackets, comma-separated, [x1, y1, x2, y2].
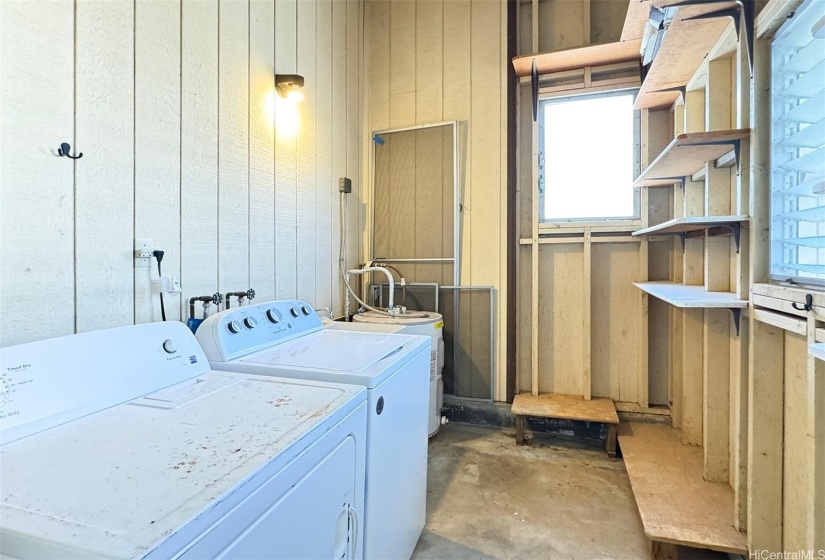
[512, 40, 641, 77]
[633, 215, 748, 237]
[634, 129, 751, 188]
[511, 393, 619, 424]
[621, 0, 653, 42]
[810, 343, 825, 361]
[633, 282, 747, 309]
[634, 2, 738, 110]
[618, 423, 748, 554]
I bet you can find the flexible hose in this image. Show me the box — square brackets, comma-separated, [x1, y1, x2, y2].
[339, 191, 398, 319]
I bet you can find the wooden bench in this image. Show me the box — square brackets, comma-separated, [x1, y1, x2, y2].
[511, 393, 620, 457]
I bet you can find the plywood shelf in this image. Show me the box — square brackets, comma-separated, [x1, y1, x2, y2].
[810, 343, 825, 361]
[634, 2, 738, 110]
[511, 393, 619, 424]
[633, 282, 747, 309]
[618, 423, 748, 554]
[512, 40, 641, 78]
[634, 129, 750, 188]
[633, 215, 748, 237]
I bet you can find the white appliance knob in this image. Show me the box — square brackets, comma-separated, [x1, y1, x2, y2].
[244, 317, 258, 329]
[290, 307, 300, 318]
[301, 305, 311, 316]
[266, 309, 280, 323]
[227, 320, 243, 334]
[162, 339, 177, 354]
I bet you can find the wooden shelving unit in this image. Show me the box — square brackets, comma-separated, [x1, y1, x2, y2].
[633, 282, 747, 309]
[633, 2, 739, 109]
[622, 0, 755, 552]
[633, 129, 750, 188]
[512, 40, 641, 78]
[810, 343, 825, 362]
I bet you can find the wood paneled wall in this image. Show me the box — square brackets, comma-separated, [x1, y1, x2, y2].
[364, 0, 509, 400]
[0, 0, 363, 347]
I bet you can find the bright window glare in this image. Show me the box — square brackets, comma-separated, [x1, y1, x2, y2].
[542, 93, 635, 220]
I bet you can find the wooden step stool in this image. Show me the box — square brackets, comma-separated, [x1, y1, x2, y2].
[511, 393, 620, 457]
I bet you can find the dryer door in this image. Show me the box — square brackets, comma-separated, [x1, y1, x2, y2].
[176, 436, 358, 560]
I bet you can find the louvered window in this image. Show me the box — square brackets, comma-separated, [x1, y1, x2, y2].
[771, 0, 825, 285]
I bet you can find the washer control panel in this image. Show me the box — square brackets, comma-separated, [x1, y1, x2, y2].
[196, 300, 324, 362]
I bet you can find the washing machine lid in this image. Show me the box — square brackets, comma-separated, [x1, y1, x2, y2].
[0, 371, 365, 559]
[235, 330, 425, 384]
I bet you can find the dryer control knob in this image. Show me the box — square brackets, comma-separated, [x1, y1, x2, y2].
[301, 305, 311, 316]
[290, 307, 300, 318]
[227, 320, 243, 334]
[244, 317, 258, 329]
[162, 339, 177, 354]
[266, 309, 280, 323]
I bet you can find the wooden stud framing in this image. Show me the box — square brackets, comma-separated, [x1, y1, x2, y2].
[583, 228, 592, 400]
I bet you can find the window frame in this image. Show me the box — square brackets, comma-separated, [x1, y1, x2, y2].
[768, 0, 825, 289]
[537, 87, 642, 226]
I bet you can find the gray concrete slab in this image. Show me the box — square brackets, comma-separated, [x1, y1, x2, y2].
[413, 423, 649, 560]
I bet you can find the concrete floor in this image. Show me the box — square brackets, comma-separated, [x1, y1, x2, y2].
[412, 423, 649, 560]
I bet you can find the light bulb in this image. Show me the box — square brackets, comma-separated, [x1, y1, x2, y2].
[287, 89, 303, 103]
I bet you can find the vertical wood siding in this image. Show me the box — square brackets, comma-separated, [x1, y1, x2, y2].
[0, 0, 363, 346]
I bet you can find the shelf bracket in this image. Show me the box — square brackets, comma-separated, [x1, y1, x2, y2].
[654, 175, 687, 189]
[668, 0, 755, 75]
[531, 60, 539, 122]
[650, 85, 686, 103]
[730, 308, 742, 337]
[687, 138, 742, 176]
[717, 222, 742, 253]
[678, 232, 687, 251]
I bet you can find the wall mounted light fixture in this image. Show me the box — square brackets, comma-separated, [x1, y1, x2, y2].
[275, 74, 304, 101]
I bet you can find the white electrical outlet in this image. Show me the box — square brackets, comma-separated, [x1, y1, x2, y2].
[160, 276, 182, 295]
[135, 238, 152, 268]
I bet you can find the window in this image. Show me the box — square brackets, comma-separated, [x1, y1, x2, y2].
[538, 89, 640, 221]
[770, 0, 825, 285]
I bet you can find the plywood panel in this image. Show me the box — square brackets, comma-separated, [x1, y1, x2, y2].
[218, 0, 249, 296]
[367, 0, 390, 132]
[181, 0, 219, 320]
[470, 0, 501, 288]
[783, 331, 815, 551]
[703, 308, 731, 482]
[747, 317, 784, 552]
[346, 0, 361, 288]
[682, 308, 704, 446]
[135, 0, 181, 324]
[275, 0, 298, 299]
[442, 0, 472, 284]
[415, 0, 443, 123]
[591, 243, 642, 403]
[296, 0, 317, 304]
[75, 0, 134, 332]
[0, 1, 74, 346]
[249, 0, 276, 302]
[314, 0, 333, 309]
[331, 0, 348, 315]
[538, 245, 585, 396]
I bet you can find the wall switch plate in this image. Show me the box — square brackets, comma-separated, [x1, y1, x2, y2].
[135, 238, 152, 268]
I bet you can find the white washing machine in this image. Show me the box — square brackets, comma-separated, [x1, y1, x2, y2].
[0, 321, 367, 559]
[197, 300, 431, 560]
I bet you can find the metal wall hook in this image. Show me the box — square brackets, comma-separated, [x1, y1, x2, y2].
[58, 142, 83, 159]
[791, 293, 814, 312]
